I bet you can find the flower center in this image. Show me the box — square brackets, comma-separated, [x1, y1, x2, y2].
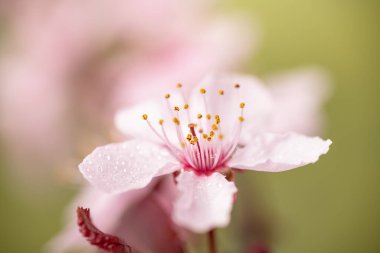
[142, 84, 245, 175]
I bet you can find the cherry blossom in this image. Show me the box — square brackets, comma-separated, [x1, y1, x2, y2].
[79, 74, 332, 233]
[49, 68, 331, 252]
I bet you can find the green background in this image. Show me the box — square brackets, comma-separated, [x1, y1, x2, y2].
[1, 0, 379, 252]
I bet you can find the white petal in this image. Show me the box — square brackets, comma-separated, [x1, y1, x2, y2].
[172, 171, 237, 233]
[114, 92, 186, 145]
[79, 140, 178, 193]
[188, 73, 274, 140]
[45, 185, 154, 253]
[228, 132, 331, 172]
[267, 67, 331, 135]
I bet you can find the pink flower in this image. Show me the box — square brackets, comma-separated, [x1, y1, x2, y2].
[48, 67, 330, 252]
[79, 73, 332, 233]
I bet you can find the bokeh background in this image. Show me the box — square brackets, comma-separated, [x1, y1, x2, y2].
[0, 0, 379, 252]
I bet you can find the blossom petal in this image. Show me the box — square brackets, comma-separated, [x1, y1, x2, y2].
[79, 140, 179, 194]
[115, 92, 186, 145]
[188, 73, 274, 140]
[267, 67, 331, 135]
[227, 132, 332, 172]
[172, 171, 237, 233]
[46, 178, 180, 253]
[45, 185, 154, 253]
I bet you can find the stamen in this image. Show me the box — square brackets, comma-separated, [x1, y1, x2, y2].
[142, 114, 163, 141]
[143, 82, 247, 174]
[200, 88, 210, 118]
[189, 123, 204, 169]
[173, 117, 180, 125]
[215, 115, 220, 124]
[165, 93, 176, 118]
[176, 84, 191, 123]
[220, 101, 246, 164]
[158, 120, 183, 161]
[142, 114, 182, 161]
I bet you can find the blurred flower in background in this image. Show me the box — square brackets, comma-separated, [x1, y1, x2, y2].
[0, 0, 253, 187]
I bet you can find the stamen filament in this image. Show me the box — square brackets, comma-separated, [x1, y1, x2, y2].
[143, 117, 182, 160]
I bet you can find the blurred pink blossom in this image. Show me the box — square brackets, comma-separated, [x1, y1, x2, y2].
[48, 177, 183, 253]
[266, 67, 331, 135]
[0, 0, 254, 184]
[79, 74, 331, 233]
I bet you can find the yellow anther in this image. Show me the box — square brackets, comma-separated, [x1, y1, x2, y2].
[200, 88, 206, 94]
[159, 119, 164, 125]
[207, 137, 212, 141]
[142, 114, 148, 120]
[190, 140, 195, 145]
[218, 133, 224, 139]
[193, 136, 199, 142]
[218, 90, 224, 95]
[215, 115, 220, 124]
[239, 116, 245, 122]
[176, 83, 182, 88]
[174, 106, 180, 111]
[206, 114, 211, 120]
[234, 83, 240, 89]
[212, 124, 218, 131]
[240, 102, 245, 109]
[203, 134, 208, 139]
[187, 134, 192, 141]
[184, 104, 189, 109]
[197, 114, 203, 119]
[209, 131, 215, 137]
[173, 117, 180, 125]
[165, 93, 171, 99]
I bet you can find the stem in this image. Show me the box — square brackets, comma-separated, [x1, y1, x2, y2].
[207, 229, 217, 253]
